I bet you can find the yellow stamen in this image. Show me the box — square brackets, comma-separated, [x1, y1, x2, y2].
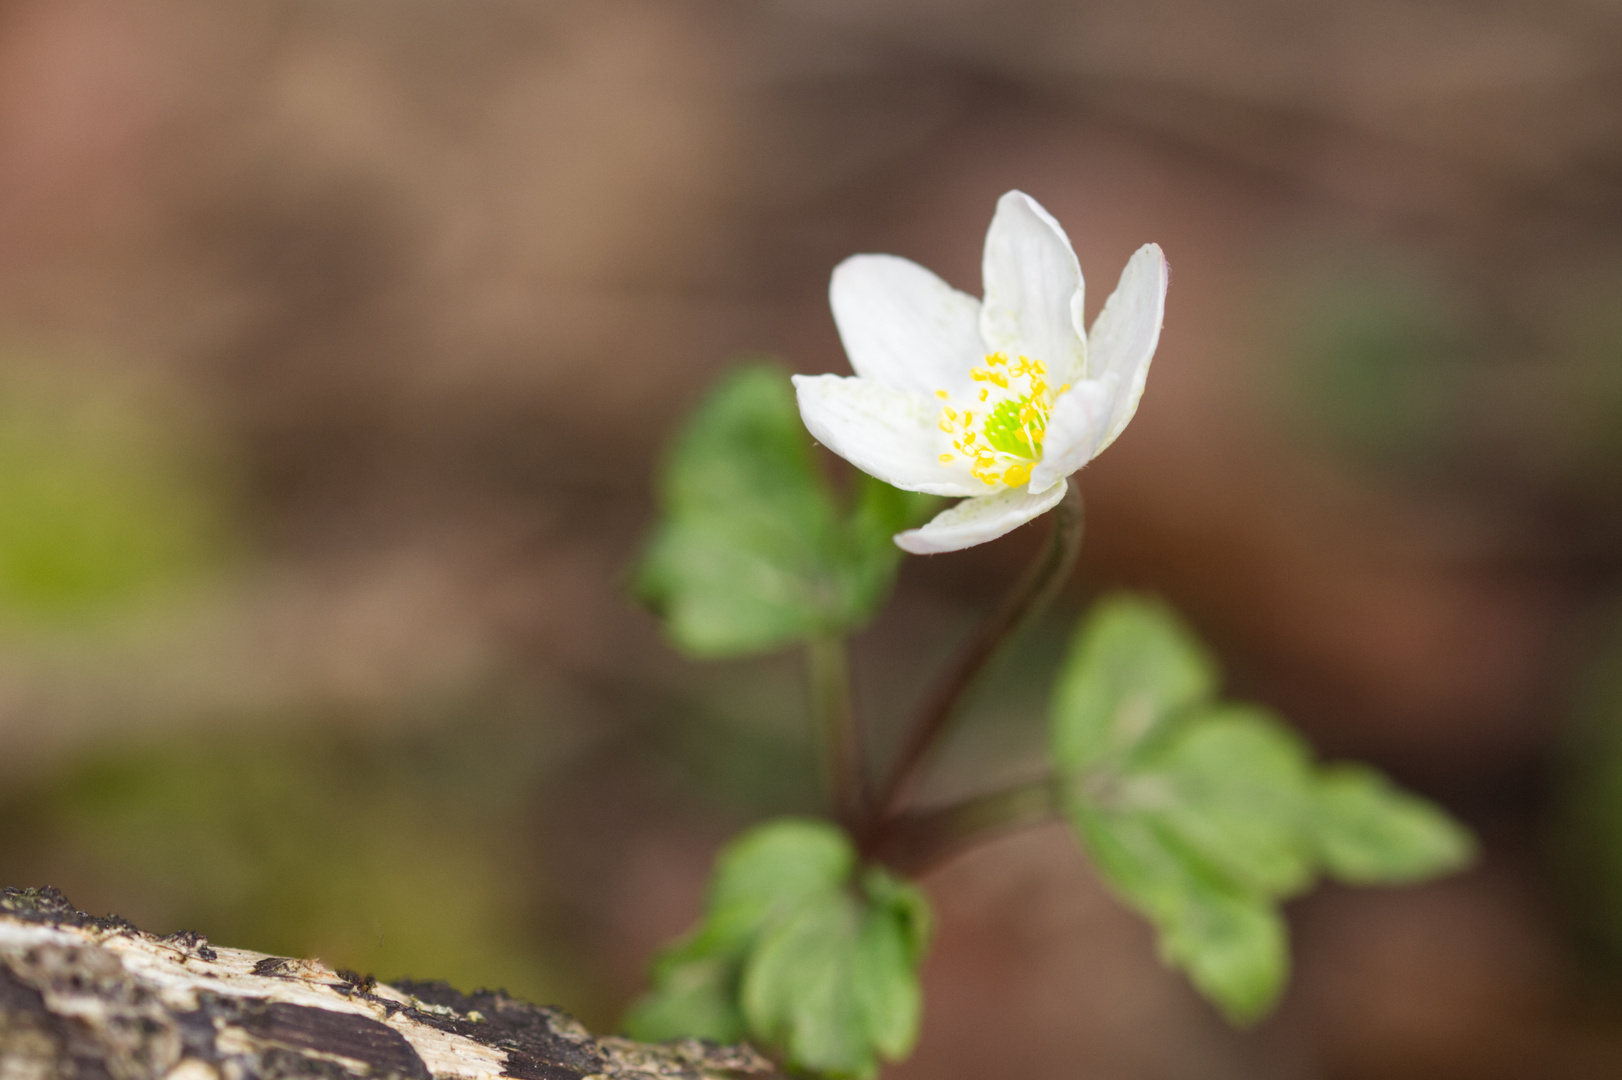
[937, 352, 1063, 489]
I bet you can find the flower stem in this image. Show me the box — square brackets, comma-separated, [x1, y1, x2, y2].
[864, 777, 1061, 877]
[872, 486, 1084, 823]
[808, 634, 866, 829]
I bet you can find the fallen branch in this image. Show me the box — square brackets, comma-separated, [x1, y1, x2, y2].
[0, 887, 776, 1080]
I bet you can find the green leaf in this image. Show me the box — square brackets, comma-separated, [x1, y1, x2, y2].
[1137, 706, 1317, 897]
[860, 867, 932, 965]
[1314, 764, 1476, 884]
[635, 363, 935, 657]
[622, 948, 746, 1044]
[1049, 595, 1219, 774]
[853, 870, 931, 1060]
[740, 866, 929, 1078]
[742, 894, 868, 1075]
[1155, 874, 1288, 1025]
[1063, 798, 1290, 1024]
[1051, 592, 1476, 1026]
[627, 819, 932, 1078]
[625, 819, 851, 1043]
[709, 818, 856, 929]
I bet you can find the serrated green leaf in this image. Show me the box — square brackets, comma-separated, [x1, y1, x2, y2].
[860, 867, 933, 964]
[625, 819, 850, 1045]
[746, 888, 869, 1063]
[1156, 878, 1287, 1025]
[709, 818, 855, 927]
[636, 364, 935, 657]
[1061, 805, 1288, 1024]
[854, 869, 930, 1060]
[1050, 594, 1219, 773]
[626, 819, 932, 1077]
[1051, 593, 1475, 1027]
[742, 895, 871, 1077]
[1138, 706, 1317, 897]
[622, 949, 746, 1043]
[1314, 764, 1476, 884]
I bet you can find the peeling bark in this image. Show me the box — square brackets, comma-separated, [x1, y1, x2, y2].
[0, 888, 775, 1080]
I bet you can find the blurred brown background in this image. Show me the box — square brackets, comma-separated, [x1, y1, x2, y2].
[3, 1, 1622, 1077]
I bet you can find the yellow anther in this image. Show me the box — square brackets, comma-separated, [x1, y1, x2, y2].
[937, 353, 1061, 485]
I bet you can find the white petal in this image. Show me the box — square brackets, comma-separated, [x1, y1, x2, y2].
[1086, 243, 1167, 454]
[895, 479, 1069, 554]
[830, 255, 984, 396]
[980, 191, 1086, 382]
[1027, 376, 1116, 493]
[793, 374, 984, 497]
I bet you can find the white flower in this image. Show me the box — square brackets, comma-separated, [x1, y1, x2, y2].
[792, 190, 1168, 554]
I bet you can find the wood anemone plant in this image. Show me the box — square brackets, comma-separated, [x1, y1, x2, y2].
[630, 192, 1472, 1080]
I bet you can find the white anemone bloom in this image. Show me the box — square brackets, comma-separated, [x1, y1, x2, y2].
[793, 190, 1167, 554]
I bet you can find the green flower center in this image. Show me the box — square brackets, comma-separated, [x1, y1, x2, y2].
[982, 395, 1045, 458]
[934, 353, 1071, 488]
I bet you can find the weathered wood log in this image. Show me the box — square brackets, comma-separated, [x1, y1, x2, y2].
[0, 888, 775, 1080]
